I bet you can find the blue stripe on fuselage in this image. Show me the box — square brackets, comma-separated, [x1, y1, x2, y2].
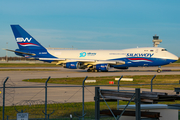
[110, 57, 176, 68]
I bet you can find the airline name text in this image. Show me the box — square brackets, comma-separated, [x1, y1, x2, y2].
[127, 53, 154, 57]
[16, 37, 32, 42]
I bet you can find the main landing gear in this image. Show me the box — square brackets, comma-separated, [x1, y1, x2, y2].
[157, 66, 162, 73]
[87, 69, 99, 72]
[87, 68, 108, 72]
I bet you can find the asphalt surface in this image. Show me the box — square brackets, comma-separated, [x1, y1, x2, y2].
[0, 66, 180, 106]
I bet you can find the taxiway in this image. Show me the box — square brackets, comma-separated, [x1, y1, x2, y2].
[0, 66, 179, 106]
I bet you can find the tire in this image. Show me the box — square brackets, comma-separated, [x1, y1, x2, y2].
[157, 69, 161, 73]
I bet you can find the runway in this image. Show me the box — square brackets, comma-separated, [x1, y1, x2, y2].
[0, 66, 180, 106]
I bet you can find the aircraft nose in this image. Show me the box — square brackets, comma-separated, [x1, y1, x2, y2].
[171, 54, 179, 61]
[173, 55, 179, 60]
[167, 52, 179, 63]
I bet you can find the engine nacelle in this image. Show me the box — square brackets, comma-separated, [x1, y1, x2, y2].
[95, 64, 109, 71]
[63, 62, 80, 69]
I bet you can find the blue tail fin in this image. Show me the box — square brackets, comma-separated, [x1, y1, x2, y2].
[11, 25, 46, 50]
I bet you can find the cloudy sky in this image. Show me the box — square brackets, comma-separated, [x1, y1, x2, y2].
[0, 0, 180, 57]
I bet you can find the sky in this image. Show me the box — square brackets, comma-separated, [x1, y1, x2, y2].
[0, 0, 180, 57]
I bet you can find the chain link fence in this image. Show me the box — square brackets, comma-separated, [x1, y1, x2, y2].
[0, 75, 179, 120]
[0, 76, 120, 120]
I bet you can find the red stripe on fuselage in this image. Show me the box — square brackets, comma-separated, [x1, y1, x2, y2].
[128, 58, 152, 62]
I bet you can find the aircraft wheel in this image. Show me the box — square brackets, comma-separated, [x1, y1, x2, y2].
[94, 70, 100, 72]
[87, 69, 91, 72]
[92, 69, 96, 72]
[157, 69, 162, 73]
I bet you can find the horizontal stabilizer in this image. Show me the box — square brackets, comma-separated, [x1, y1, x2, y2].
[39, 58, 66, 61]
[3, 49, 36, 56]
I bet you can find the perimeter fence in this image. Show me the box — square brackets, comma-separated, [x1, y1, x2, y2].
[0, 75, 179, 120]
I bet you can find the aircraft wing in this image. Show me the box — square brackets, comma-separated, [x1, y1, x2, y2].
[74, 59, 125, 65]
[39, 58, 125, 65]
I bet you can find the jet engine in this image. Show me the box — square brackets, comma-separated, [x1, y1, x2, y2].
[95, 64, 110, 71]
[63, 62, 80, 69]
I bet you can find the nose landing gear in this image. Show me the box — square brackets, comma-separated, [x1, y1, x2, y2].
[157, 66, 162, 73]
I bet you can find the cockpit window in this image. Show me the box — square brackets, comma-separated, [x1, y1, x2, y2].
[162, 49, 167, 51]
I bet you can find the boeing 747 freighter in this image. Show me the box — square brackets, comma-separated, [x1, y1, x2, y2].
[5, 25, 178, 72]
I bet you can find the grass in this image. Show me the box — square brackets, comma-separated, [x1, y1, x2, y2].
[2, 100, 180, 120]
[0, 63, 59, 67]
[1, 99, 180, 120]
[23, 75, 180, 90]
[175, 58, 180, 63]
[0, 69, 58, 71]
[0, 101, 131, 120]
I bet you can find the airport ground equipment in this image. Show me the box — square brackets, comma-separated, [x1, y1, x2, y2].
[95, 87, 180, 120]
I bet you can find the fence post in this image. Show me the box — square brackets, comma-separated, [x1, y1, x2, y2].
[45, 76, 51, 120]
[94, 87, 100, 120]
[82, 76, 88, 120]
[151, 75, 156, 92]
[3, 77, 9, 120]
[117, 75, 123, 108]
[135, 88, 141, 120]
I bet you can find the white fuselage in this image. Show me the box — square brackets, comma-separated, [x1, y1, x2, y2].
[47, 47, 178, 61]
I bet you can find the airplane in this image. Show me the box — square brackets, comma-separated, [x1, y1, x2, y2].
[5, 25, 179, 73]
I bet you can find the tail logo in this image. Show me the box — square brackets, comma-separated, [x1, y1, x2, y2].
[18, 43, 39, 47]
[16, 37, 32, 42]
[16, 37, 39, 47]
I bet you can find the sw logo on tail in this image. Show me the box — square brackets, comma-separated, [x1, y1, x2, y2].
[16, 37, 32, 42]
[5, 25, 178, 73]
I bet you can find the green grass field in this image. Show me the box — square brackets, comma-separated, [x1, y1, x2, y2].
[175, 58, 180, 63]
[1, 100, 180, 120]
[0, 63, 59, 67]
[23, 75, 180, 90]
[0, 101, 133, 120]
[0, 69, 58, 71]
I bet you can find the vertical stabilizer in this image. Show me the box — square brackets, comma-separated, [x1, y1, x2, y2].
[11, 25, 46, 50]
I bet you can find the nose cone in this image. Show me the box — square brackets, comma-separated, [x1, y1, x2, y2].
[174, 56, 179, 61]
[169, 54, 179, 63]
[172, 54, 179, 60]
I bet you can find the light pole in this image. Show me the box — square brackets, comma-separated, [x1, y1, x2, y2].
[6, 42, 8, 62]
